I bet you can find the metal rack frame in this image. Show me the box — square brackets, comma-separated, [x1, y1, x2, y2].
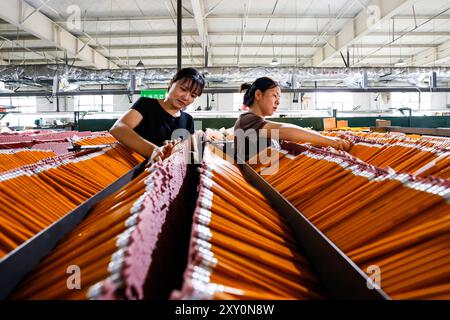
[240, 163, 390, 300]
[206, 143, 389, 299]
[372, 126, 450, 137]
[0, 161, 146, 299]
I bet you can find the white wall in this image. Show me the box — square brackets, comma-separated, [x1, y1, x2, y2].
[212, 93, 234, 112]
[107, 91, 450, 114]
[36, 97, 75, 112]
[430, 93, 449, 110]
[112, 94, 140, 112]
[3, 91, 449, 129]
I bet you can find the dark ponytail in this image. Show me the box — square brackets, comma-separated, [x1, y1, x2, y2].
[240, 82, 252, 93]
[242, 77, 279, 107]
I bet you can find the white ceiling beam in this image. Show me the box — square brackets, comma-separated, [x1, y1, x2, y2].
[0, 46, 66, 53]
[7, 54, 314, 62]
[51, 14, 355, 23]
[410, 38, 450, 65]
[76, 31, 333, 40]
[191, 0, 211, 66]
[0, 37, 14, 64]
[0, 42, 436, 54]
[89, 43, 436, 50]
[0, 48, 72, 65]
[370, 31, 450, 37]
[312, 0, 417, 66]
[74, 31, 450, 40]
[48, 14, 450, 23]
[0, 33, 65, 64]
[0, 0, 117, 69]
[107, 54, 412, 61]
[318, 54, 413, 60]
[394, 14, 450, 20]
[0, 53, 8, 65]
[102, 43, 318, 49]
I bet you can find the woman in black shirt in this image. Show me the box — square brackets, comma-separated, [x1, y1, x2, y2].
[110, 68, 205, 159]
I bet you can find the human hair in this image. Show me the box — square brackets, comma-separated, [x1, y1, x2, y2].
[240, 82, 252, 93]
[172, 67, 206, 96]
[243, 77, 279, 107]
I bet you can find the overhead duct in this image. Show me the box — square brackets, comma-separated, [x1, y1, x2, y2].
[407, 73, 431, 88]
[0, 81, 13, 93]
[0, 65, 449, 89]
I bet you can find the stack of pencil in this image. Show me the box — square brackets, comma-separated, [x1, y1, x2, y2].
[323, 131, 416, 144]
[11, 142, 188, 300]
[323, 130, 449, 178]
[324, 130, 450, 150]
[0, 144, 144, 259]
[172, 146, 326, 300]
[414, 152, 450, 179]
[72, 132, 117, 147]
[259, 143, 449, 299]
[0, 149, 56, 172]
[352, 142, 440, 173]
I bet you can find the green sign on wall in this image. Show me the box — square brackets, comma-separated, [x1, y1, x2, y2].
[140, 89, 167, 99]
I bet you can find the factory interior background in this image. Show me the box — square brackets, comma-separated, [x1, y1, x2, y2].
[0, 0, 449, 303]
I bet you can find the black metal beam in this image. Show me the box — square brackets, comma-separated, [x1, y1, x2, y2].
[177, 0, 182, 71]
[2, 86, 450, 98]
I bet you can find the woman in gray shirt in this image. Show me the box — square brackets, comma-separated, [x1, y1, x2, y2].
[234, 77, 350, 161]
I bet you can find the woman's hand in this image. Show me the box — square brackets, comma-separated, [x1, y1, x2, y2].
[330, 137, 351, 151]
[147, 145, 164, 166]
[161, 138, 181, 158]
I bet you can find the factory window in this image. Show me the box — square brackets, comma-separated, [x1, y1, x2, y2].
[74, 95, 114, 112]
[391, 92, 431, 110]
[0, 96, 37, 113]
[315, 92, 353, 111]
[233, 93, 246, 111]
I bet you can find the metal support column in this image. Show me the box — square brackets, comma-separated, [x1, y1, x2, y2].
[177, 0, 182, 71]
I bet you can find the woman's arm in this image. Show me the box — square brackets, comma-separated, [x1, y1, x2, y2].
[261, 120, 350, 150]
[109, 109, 162, 158]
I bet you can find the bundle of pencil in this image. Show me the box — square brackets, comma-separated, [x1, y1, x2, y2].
[72, 132, 117, 147]
[173, 146, 326, 300]
[0, 144, 144, 259]
[416, 135, 450, 149]
[414, 152, 450, 179]
[323, 131, 413, 145]
[11, 142, 187, 300]
[0, 149, 56, 172]
[323, 130, 449, 179]
[353, 143, 440, 173]
[324, 130, 450, 150]
[259, 143, 449, 299]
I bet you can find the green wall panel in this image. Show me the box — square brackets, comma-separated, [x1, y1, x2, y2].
[194, 117, 325, 130]
[79, 116, 450, 132]
[78, 119, 116, 131]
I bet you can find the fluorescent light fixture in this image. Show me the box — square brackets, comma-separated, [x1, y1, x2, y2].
[394, 58, 407, 67]
[136, 60, 145, 69]
[270, 57, 280, 66]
